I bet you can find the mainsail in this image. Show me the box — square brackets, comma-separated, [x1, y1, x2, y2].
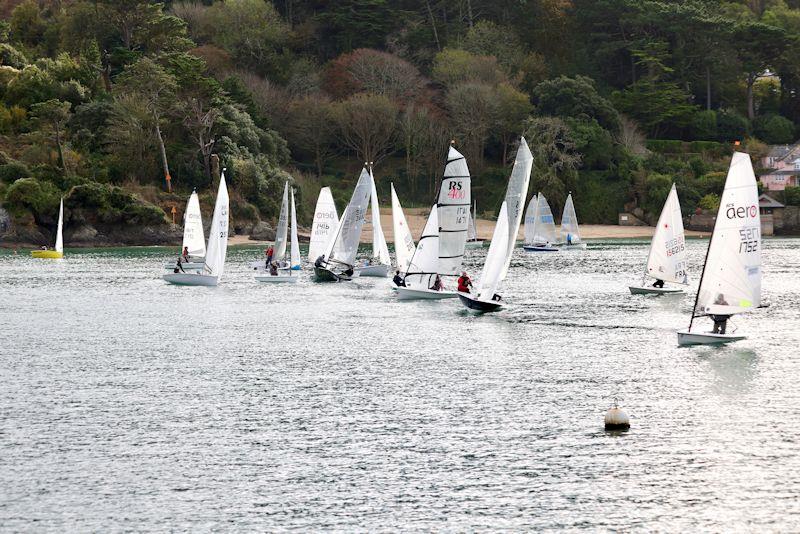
[467, 204, 478, 241]
[523, 194, 538, 245]
[560, 193, 581, 244]
[55, 197, 63, 254]
[499, 137, 533, 278]
[646, 183, 688, 284]
[475, 202, 510, 301]
[203, 172, 229, 278]
[693, 152, 761, 318]
[290, 187, 301, 269]
[438, 146, 471, 276]
[274, 181, 289, 261]
[182, 190, 205, 257]
[391, 183, 415, 273]
[404, 205, 439, 289]
[308, 187, 338, 262]
[323, 167, 372, 270]
[369, 168, 391, 265]
[534, 194, 558, 245]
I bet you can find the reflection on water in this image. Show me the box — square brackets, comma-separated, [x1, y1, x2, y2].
[1, 238, 799, 530]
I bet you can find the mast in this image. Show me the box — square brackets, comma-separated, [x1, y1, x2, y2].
[688, 229, 715, 332]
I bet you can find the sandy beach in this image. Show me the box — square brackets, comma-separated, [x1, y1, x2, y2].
[230, 206, 708, 246]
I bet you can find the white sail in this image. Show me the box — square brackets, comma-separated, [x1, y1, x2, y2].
[646, 183, 688, 284]
[467, 205, 478, 240]
[55, 197, 63, 253]
[391, 183, 415, 273]
[204, 172, 229, 278]
[182, 191, 205, 257]
[438, 146, 471, 276]
[534, 194, 558, 244]
[308, 187, 338, 262]
[476, 202, 510, 300]
[274, 181, 289, 262]
[290, 187, 301, 269]
[523, 194, 538, 245]
[369, 168, 391, 265]
[695, 152, 761, 316]
[560, 193, 581, 244]
[404, 205, 439, 289]
[324, 167, 372, 269]
[500, 137, 533, 278]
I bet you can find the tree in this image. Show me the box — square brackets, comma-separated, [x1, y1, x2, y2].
[397, 104, 449, 197]
[731, 21, 790, 120]
[494, 83, 533, 163]
[105, 94, 158, 181]
[30, 99, 72, 171]
[115, 58, 178, 191]
[333, 93, 399, 163]
[612, 80, 698, 138]
[533, 75, 621, 132]
[522, 116, 582, 213]
[322, 49, 426, 102]
[431, 48, 507, 87]
[286, 94, 336, 177]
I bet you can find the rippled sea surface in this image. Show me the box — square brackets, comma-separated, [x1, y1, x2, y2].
[2, 238, 800, 531]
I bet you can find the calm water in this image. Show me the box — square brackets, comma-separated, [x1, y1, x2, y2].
[2, 238, 800, 531]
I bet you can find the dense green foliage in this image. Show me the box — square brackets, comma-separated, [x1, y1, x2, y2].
[1, 0, 799, 236]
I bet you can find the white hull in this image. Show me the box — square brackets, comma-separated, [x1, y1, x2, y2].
[677, 331, 747, 346]
[629, 285, 684, 295]
[356, 264, 390, 277]
[254, 274, 299, 283]
[162, 273, 218, 286]
[465, 240, 484, 248]
[396, 286, 458, 300]
[164, 261, 204, 271]
[558, 243, 587, 250]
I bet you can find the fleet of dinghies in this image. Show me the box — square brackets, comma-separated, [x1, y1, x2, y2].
[149, 141, 766, 346]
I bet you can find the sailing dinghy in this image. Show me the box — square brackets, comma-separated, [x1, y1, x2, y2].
[459, 202, 509, 312]
[523, 193, 558, 252]
[559, 193, 587, 249]
[163, 171, 229, 286]
[677, 152, 761, 346]
[314, 166, 372, 282]
[629, 183, 688, 295]
[308, 187, 338, 264]
[252, 181, 290, 271]
[391, 182, 415, 275]
[396, 145, 471, 299]
[356, 167, 391, 277]
[31, 197, 64, 259]
[465, 202, 484, 248]
[459, 137, 532, 311]
[164, 190, 205, 270]
[256, 187, 300, 283]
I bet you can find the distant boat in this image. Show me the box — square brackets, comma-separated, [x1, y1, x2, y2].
[559, 193, 586, 250]
[31, 197, 64, 259]
[308, 186, 338, 264]
[163, 172, 229, 286]
[356, 166, 391, 278]
[460, 137, 532, 311]
[256, 186, 300, 283]
[251, 181, 298, 272]
[396, 145, 470, 300]
[465, 202, 483, 248]
[390, 182, 415, 274]
[629, 183, 688, 295]
[458, 202, 509, 312]
[523, 193, 558, 252]
[163, 190, 205, 270]
[314, 166, 372, 282]
[677, 152, 761, 346]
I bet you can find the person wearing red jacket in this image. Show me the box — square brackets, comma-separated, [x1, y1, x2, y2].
[457, 271, 472, 293]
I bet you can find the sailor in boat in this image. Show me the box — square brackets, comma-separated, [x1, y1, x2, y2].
[492, 293, 502, 302]
[343, 266, 355, 277]
[431, 275, 444, 291]
[566, 233, 573, 246]
[710, 293, 731, 334]
[269, 262, 279, 276]
[393, 270, 406, 287]
[174, 257, 186, 274]
[653, 279, 665, 288]
[315, 254, 325, 268]
[266, 246, 274, 267]
[457, 271, 472, 293]
[182, 246, 190, 262]
[41, 245, 47, 250]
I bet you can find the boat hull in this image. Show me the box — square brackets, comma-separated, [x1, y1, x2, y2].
[465, 240, 484, 248]
[458, 293, 503, 312]
[313, 265, 354, 282]
[356, 264, 390, 277]
[523, 245, 559, 252]
[629, 286, 684, 295]
[164, 261, 204, 270]
[396, 286, 458, 300]
[162, 273, 218, 286]
[255, 274, 298, 283]
[31, 250, 63, 259]
[677, 331, 747, 346]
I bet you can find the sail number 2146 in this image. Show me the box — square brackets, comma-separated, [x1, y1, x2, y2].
[738, 227, 759, 253]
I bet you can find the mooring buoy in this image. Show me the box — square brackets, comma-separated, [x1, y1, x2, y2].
[604, 401, 630, 431]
